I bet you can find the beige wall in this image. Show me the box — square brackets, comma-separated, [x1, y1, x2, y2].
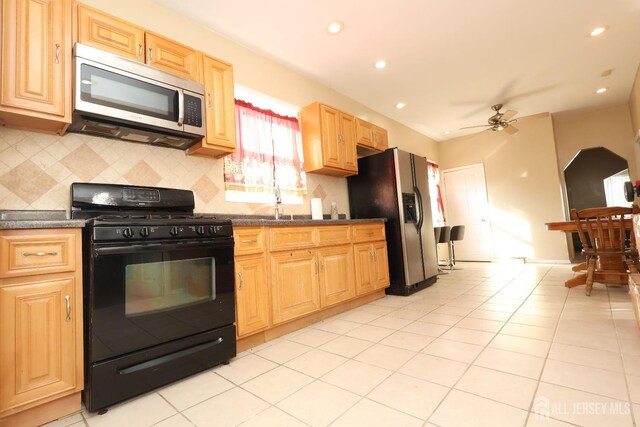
[552, 103, 637, 220]
[629, 65, 640, 173]
[0, 0, 439, 217]
[438, 114, 568, 262]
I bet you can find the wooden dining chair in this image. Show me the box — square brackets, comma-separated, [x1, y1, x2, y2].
[571, 206, 639, 296]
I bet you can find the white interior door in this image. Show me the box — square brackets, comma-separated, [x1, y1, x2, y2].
[442, 164, 493, 261]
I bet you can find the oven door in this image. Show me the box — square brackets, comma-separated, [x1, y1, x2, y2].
[88, 237, 234, 362]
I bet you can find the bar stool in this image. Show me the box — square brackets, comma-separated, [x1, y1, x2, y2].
[434, 227, 447, 275]
[448, 225, 466, 269]
[437, 226, 451, 273]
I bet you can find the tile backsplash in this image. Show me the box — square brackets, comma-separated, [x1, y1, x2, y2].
[0, 127, 350, 217]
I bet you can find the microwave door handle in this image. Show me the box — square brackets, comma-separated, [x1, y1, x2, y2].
[177, 88, 184, 127]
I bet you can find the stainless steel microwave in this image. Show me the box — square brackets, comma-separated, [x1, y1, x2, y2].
[69, 43, 205, 150]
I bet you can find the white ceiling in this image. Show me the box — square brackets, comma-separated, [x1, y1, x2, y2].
[155, 0, 640, 141]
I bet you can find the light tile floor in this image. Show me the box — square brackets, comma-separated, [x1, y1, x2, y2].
[45, 262, 640, 426]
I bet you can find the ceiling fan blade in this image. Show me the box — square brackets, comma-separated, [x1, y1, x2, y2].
[503, 125, 519, 135]
[500, 110, 518, 121]
[460, 124, 492, 129]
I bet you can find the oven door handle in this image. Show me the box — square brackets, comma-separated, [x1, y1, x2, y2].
[93, 239, 233, 256]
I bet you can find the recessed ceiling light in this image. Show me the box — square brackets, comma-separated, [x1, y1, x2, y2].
[596, 87, 608, 94]
[443, 130, 451, 135]
[327, 21, 344, 35]
[374, 60, 387, 69]
[395, 102, 406, 109]
[590, 26, 607, 37]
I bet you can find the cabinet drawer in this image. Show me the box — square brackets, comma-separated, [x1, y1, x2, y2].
[352, 223, 385, 243]
[269, 227, 316, 251]
[234, 227, 265, 255]
[0, 229, 79, 278]
[317, 225, 351, 246]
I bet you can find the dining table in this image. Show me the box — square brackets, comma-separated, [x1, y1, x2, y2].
[545, 218, 634, 288]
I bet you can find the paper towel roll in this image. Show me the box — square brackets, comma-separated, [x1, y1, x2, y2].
[311, 198, 323, 220]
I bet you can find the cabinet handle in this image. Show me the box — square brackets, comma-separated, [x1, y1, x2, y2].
[22, 251, 58, 257]
[238, 272, 244, 289]
[207, 92, 212, 108]
[55, 43, 60, 64]
[65, 295, 71, 322]
[315, 259, 319, 275]
[148, 47, 153, 63]
[373, 250, 378, 262]
[242, 239, 258, 243]
[138, 43, 143, 61]
[320, 259, 324, 272]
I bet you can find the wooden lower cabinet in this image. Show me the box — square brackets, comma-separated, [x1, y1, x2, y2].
[235, 255, 270, 337]
[0, 276, 82, 418]
[0, 228, 83, 425]
[270, 250, 319, 324]
[354, 241, 390, 295]
[234, 223, 389, 350]
[318, 245, 355, 307]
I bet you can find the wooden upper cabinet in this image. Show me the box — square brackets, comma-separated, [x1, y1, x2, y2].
[76, 6, 199, 81]
[187, 55, 237, 157]
[355, 118, 374, 149]
[371, 125, 388, 151]
[356, 117, 388, 153]
[145, 32, 200, 81]
[76, 3, 144, 62]
[301, 102, 358, 177]
[0, 0, 71, 126]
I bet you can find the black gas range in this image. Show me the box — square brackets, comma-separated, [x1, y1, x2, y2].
[71, 183, 236, 413]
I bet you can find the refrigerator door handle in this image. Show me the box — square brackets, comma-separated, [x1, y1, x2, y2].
[415, 186, 424, 231]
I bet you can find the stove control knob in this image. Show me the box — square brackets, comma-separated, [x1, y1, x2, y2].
[169, 226, 179, 237]
[208, 225, 216, 235]
[140, 227, 150, 237]
[196, 225, 205, 236]
[122, 227, 134, 238]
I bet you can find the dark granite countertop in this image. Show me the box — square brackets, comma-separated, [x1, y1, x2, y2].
[0, 210, 86, 230]
[0, 211, 386, 230]
[209, 214, 386, 227]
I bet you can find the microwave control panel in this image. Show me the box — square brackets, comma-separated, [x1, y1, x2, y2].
[184, 95, 203, 127]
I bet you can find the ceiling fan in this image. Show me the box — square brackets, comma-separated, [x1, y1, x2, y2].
[460, 104, 519, 135]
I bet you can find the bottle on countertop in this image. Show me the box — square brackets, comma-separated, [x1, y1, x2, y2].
[330, 202, 338, 220]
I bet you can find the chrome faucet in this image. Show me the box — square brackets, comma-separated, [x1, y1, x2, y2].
[274, 186, 282, 220]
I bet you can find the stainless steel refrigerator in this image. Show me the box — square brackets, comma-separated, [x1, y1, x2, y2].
[348, 148, 438, 295]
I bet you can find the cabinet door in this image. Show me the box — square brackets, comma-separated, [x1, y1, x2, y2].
[318, 245, 355, 307]
[145, 31, 200, 81]
[355, 118, 374, 149]
[372, 241, 390, 290]
[77, 4, 144, 62]
[371, 125, 388, 151]
[235, 255, 270, 337]
[270, 250, 319, 324]
[354, 243, 375, 295]
[339, 112, 358, 172]
[1, 0, 69, 117]
[319, 104, 342, 169]
[0, 277, 80, 414]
